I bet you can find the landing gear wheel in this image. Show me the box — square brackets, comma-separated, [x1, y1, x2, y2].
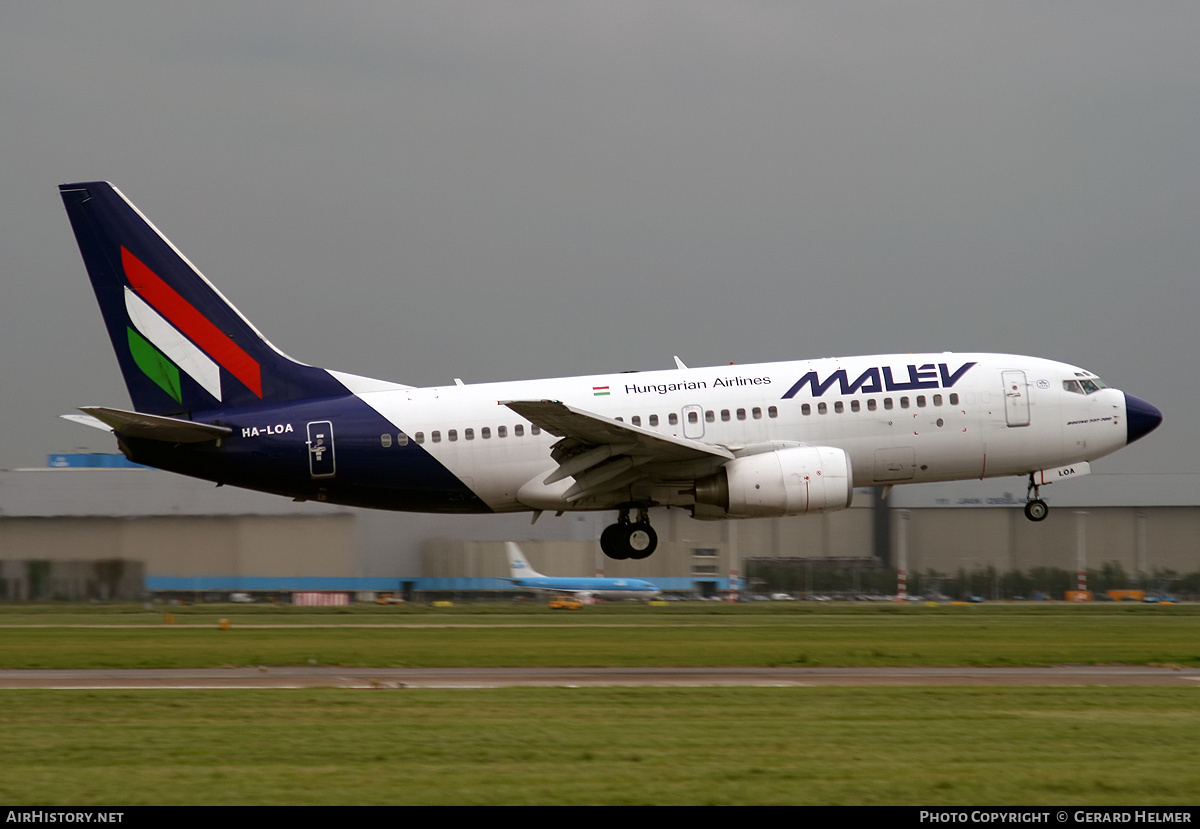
[1024, 499, 1049, 522]
[600, 510, 659, 560]
[600, 524, 630, 560]
[1024, 472, 1049, 522]
[626, 523, 657, 560]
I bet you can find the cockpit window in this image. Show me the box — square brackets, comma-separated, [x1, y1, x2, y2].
[1064, 378, 1108, 395]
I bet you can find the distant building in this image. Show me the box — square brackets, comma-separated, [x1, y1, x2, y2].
[0, 456, 1196, 599]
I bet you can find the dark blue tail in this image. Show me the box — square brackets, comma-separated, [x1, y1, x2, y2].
[60, 182, 350, 416]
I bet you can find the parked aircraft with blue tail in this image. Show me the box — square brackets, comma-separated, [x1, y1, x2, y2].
[503, 543, 660, 598]
[59, 182, 1162, 561]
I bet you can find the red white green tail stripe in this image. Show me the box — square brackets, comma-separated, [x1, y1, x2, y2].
[121, 247, 262, 403]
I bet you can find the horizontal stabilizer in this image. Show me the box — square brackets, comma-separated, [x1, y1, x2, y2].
[77, 406, 232, 444]
[60, 413, 114, 432]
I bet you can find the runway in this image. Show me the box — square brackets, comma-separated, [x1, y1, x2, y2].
[1, 665, 1198, 689]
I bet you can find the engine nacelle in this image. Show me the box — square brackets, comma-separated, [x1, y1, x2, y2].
[693, 445, 853, 518]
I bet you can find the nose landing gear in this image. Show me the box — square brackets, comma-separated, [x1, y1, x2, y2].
[1024, 473, 1049, 522]
[600, 507, 658, 560]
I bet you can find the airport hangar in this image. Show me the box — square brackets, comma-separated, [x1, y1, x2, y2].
[0, 455, 1196, 601]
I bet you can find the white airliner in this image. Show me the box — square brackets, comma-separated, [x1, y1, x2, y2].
[503, 543, 660, 598]
[59, 182, 1163, 561]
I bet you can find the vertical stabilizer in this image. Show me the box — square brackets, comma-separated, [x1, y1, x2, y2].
[60, 182, 349, 415]
[505, 542, 547, 579]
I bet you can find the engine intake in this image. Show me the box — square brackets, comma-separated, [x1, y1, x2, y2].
[693, 445, 853, 518]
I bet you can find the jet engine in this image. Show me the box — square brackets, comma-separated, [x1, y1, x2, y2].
[692, 445, 853, 518]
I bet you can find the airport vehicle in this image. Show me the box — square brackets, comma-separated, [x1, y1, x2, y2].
[59, 182, 1162, 561]
[502, 543, 661, 599]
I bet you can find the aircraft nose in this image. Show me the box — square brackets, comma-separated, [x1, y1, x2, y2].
[1124, 393, 1163, 444]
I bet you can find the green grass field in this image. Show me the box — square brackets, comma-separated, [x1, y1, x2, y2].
[1, 603, 1197, 805]
[1, 603, 1197, 669]
[3, 686, 1199, 806]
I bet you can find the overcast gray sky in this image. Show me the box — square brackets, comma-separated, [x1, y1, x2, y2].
[1, 2, 1195, 477]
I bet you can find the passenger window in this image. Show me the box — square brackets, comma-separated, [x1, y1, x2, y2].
[916, 396, 926, 408]
[481, 427, 490, 439]
[834, 401, 844, 414]
[514, 425, 524, 437]
[649, 414, 659, 426]
[736, 409, 746, 421]
[850, 400, 860, 413]
[464, 428, 474, 440]
[767, 406, 777, 418]
[397, 433, 408, 446]
[801, 404, 811, 416]
[752, 407, 762, 419]
[817, 402, 827, 415]
[900, 398, 910, 409]
[721, 410, 731, 422]
[531, 425, 541, 435]
[668, 413, 678, 426]
[448, 429, 458, 442]
[705, 410, 715, 422]
[380, 434, 392, 448]
[415, 432, 425, 444]
[431, 431, 441, 443]
[933, 395, 943, 406]
[631, 416, 642, 427]
[688, 411, 699, 423]
[884, 399, 894, 411]
[498, 426, 507, 438]
[867, 399, 877, 411]
[949, 393, 959, 405]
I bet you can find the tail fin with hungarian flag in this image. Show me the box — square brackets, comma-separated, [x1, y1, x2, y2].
[59, 182, 348, 416]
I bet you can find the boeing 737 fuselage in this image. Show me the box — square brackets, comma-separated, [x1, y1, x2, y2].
[503, 543, 660, 598]
[59, 182, 1162, 561]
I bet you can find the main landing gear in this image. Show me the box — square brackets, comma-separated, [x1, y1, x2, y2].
[1024, 473, 1049, 522]
[600, 508, 658, 560]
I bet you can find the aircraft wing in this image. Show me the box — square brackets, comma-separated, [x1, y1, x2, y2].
[502, 399, 732, 503]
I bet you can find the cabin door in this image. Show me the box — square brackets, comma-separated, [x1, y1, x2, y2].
[306, 420, 337, 478]
[1002, 371, 1030, 427]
